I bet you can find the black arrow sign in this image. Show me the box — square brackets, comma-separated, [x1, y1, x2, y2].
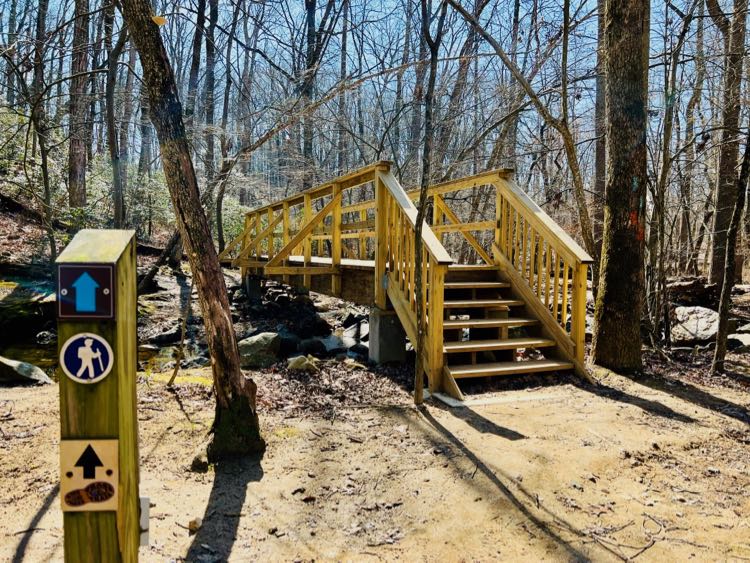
[75, 444, 104, 479]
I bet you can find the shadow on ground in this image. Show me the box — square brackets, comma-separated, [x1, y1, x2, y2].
[184, 454, 264, 562]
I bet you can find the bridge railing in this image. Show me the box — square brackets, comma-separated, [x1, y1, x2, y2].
[375, 170, 453, 392]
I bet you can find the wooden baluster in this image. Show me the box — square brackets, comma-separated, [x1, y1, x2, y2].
[282, 202, 290, 284]
[521, 219, 529, 281]
[428, 259, 446, 393]
[303, 194, 312, 288]
[560, 262, 570, 331]
[570, 262, 588, 364]
[374, 172, 387, 309]
[544, 244, 552, 309]
[266, 208, 273, 260]
[495, 187, 503, 252]
[527, 228, 536, 288]
[536, 235, 544, 299]
[552, 252, 561, 323]
[359, 209, 367, 259]
[331, 183, 342, 296]
[505, 202, 512, 257]
[513, 210, 521, 271]
[240, 214, 251, 279]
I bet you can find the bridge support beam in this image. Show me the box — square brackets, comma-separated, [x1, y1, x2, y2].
[368, 307, 406, 364]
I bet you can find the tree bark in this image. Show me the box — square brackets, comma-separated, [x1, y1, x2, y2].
[707, 0, 748, 285]
[119, 0, 264, 458]
[712, 125, 750, 373]
[106, 25, 127, 227]
[592, 0, 650, 371]
[68, 0, 90, 208]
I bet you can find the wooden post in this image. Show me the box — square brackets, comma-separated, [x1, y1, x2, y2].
[331, 183, 342, 296]
[266, 208, 274, 261]
[282, 202, 290, 285]
[240, 214, 250, 279]
[374, 171, 388, 309]
[571, 262, 588, 365]
[428, 260, 446, 393]
[358, 209, 367, 259]
[303, 194, 312, 288]
[57, 230, 140, 563]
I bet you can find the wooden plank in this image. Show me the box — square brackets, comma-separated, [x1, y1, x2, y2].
[440, 366, 465, 401]
[303, 193, 313, 287]
[218, 218, 255, 261]
[374, 172, 388, 308]
[331, 183, 342, 296]
[560, 262, 570, 331]
[282, 202, 290, 284]
[443, 317, 537, 329]
[428, 262, 446, 393]
[447, 359, 574, 379]
[444, 298, 524, 308]
[570, 263, 588, 365]
[264, 266, 339, 275]
[444, 281, 510, 289]
[443, 337, 555, 354]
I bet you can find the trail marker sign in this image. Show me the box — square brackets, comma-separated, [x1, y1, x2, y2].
[57, 230, 140, 562]
[60, 440, 119, 512]
[59, 332, 114, 384]
[58, 263, 115, 319]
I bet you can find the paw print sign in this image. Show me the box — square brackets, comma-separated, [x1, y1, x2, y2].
[59, 333, 114, 384]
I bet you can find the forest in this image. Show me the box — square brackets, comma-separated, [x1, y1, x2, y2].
[1, 0, 750, 560]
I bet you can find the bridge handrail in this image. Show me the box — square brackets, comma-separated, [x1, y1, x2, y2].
[374, 170, 451, 392]
[492, 175, 592, 368]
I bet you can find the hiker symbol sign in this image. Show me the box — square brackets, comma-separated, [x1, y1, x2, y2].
[60, 333, 114, 384]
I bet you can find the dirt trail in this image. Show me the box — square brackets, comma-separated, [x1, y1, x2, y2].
[1, 366, 749, 562]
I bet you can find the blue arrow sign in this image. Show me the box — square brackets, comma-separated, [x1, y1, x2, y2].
[72, 272, 100, 312]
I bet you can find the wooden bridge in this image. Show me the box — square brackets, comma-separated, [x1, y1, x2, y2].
[219, 162, 594, 401]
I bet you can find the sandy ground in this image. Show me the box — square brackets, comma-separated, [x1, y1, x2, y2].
[2, 364, 750, 563]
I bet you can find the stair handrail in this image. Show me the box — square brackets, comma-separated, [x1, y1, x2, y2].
[375, 170, 452, 394]
[492, 174, 593, 372]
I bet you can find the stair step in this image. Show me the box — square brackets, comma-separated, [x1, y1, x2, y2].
[444, 337, 555, 354]
[444, 281, 510, 289]
[444, 299, 524, 309]
[447, 359, 574, 379]
[447, 264, 499, 271]
[444, 317, 538, 330]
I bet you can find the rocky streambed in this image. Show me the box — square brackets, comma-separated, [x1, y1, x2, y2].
[0, 264, 374, 385]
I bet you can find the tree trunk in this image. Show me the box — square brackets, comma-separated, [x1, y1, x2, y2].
[68, 0, 90, 208]
[216, 0, 242, 252]
[712, 125, 750, 373]
[707, 0, 748, 285]
[184, 0, 206, 133]
[592, 0, 650, 371]
[118, 44, 138, 213]
[593, 0, 606, 279]
[203, 0, 218, 187]
[106, 21, 127, 227]
[120, 0, 263, 459]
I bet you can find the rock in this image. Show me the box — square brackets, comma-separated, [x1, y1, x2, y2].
[190, 450, 209, 473]
[276, 326, 301, 356]
[238, 332, 280, 368]
[299, 338, 327, 356]
[0, 355, 52, 385]
[188, 517, 203, 535]
[728, 333, 750, 352]
[342, 311, 367, 328]
[668, 277, 719, 307]
[349, 343, 369, 360]
[294, 315, 331, 337]
[147, 324, 182, 345]
[343, 322, 369, 341]
[35, 330, 56, 345]
[137, 344, 160, 361]
[738, 323, 750, 334]
[287, 355, 320, 372]
[670, 306, 719, 344]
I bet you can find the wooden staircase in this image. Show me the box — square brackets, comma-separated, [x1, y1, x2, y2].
[219, 162, 594, 402]
[440, 265, 573, 397]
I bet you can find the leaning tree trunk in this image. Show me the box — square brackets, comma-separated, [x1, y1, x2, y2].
[119, 0, 264, 459]
[592, 0, 650, 371]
